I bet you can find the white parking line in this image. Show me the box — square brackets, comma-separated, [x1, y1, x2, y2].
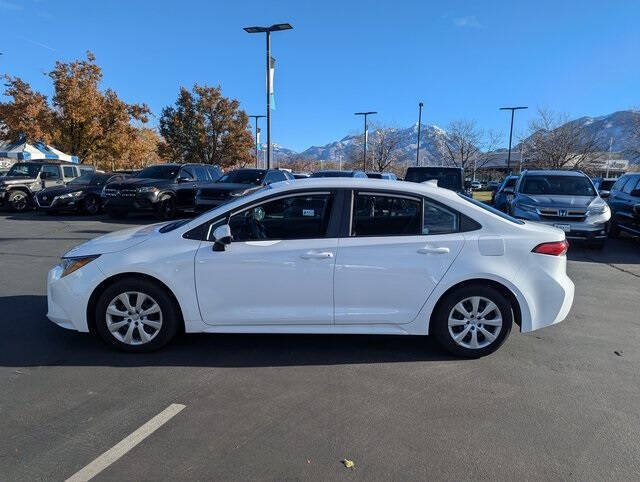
[65, 403, 186, 482]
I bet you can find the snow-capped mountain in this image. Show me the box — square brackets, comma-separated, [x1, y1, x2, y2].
[272, 110, 639, 164]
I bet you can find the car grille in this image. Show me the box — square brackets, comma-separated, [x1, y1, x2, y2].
[104, 188, 136, 197]
[37, 195, 54, 207]
[538, 208, 586, 222]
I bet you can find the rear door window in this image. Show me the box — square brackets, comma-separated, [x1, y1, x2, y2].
[622, 176, 637, 194]
[62, 166, 77, 178]
[351, 193, 421, 236]
[423, 199, 459, 234]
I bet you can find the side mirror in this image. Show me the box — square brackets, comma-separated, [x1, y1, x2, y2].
[212, 224, 232, 251]
[599, 190, 610, 198]
[176, 176, 191, 183]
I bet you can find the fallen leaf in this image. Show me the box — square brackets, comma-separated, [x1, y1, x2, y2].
[614, 350, 623, 357]
[342, 459, 355, 469]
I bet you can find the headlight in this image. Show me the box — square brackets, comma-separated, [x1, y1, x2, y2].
[61, 255, 100, 277]
[58, 191, 83, 199]
[516, 203, 537, 213]
[137, 186, 158, 193]
[587, 203, 609, 215]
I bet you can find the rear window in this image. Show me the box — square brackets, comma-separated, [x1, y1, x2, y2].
[457, 194, 524, 225]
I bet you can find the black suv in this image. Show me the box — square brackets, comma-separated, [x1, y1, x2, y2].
[195, 168, 292, 212]
[102, 163, 222, 219]
[35, 172, 128, 215]
[0, 160, 94, 212]
[606, 173, 640, 239]
[404, 167, 469, 195]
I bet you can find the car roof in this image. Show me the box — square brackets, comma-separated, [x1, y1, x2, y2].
[268, 177, 455, 196]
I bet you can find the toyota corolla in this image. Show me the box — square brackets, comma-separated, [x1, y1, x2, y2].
[47, 178, 574, 358]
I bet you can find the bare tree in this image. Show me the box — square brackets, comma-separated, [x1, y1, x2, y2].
[348, 123, 401, 172]
[437, 120, 502, 177]
[524, 108, 604, 169]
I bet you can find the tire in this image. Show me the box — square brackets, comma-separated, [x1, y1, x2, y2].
[107, 208, 128, 219]
[432, 284, 513, 358]
[608, 220, 620, 238]
[82, 195, 101, 215]
[154, 195, 176, 220]
[94, 278, 180, 353]
[8, 190, 30, 212]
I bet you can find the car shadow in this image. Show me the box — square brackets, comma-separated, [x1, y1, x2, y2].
[0, 295, 455, 368]
[568, 236, 640, 265]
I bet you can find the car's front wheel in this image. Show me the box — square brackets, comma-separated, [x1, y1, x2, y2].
[82, 195, 101, 215]
[155, 195, 176, 220]
[94, 279, 180, 352]
[8, 190, 30, 212]
[432, 284, 513, 358]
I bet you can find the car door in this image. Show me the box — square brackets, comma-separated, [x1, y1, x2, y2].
[334, 191, 464, 324]
[195, 191, 339, 325]
[175, 166, 197, 208]
[41, 165, 64, 188]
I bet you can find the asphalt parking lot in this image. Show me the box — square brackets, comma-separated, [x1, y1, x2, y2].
[1, 211, 639, 481]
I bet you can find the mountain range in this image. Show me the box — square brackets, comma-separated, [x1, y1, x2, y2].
[271, 110, 639, 164]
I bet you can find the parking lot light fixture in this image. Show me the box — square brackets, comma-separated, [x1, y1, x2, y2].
[354, 111, 377, 171]
[500, 106, 528, 173]
[244, 23, 293, 169]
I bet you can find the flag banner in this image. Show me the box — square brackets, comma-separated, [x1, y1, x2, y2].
[269, 56, 276, 110]
[257, 130, 261, 150]
[365, 128, 368, 144]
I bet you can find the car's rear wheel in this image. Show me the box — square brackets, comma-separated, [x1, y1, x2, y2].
[432, 284, 513, 358]
[155, 195, 176, 220]
[8, 190, 30, 212]
[94, 279, 180, 352]
[82, 195, 101, 215]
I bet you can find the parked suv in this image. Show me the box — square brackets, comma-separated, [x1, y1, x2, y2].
[606, 173, 640, 239]
[195, 168, 291, 212]
[510, 170, 610, 248]
[0, 161, 93, 212]
[404, 167, 468, 195]
[102, 163, 222, 219]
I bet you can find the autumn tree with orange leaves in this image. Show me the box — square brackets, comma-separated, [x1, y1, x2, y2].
[0, 52, 155, 170]
[159, 84, 254, 168]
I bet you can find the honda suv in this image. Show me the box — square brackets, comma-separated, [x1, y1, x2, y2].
[606, 173, 640, 239]
[102, 163, 222, 219]
[0, 161, 93, 212]
[510, 170, 610, 248]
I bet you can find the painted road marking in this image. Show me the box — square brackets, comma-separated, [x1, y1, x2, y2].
[65, 403, 186, 482]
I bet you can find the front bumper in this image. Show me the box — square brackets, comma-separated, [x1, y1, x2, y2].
[102, 193, 158, 211]
[35, 194, 84, 210]
[527, 220, 607, 241]
[47, 261, 106, 333]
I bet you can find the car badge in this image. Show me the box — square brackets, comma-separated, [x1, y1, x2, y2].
[558, 209, 568, 217]
[43, 196, 48, 200]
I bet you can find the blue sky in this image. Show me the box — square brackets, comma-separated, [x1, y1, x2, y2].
[1, 0, 639, 152]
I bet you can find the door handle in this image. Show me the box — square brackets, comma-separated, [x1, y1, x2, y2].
[300, 251, 334, 259]
[417, 246, 450, 255]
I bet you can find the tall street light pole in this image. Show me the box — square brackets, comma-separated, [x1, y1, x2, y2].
[500, 106, 527, 173]
[249, 115, 265, 168]
[354, 111, 377, 171]
[244, 23, 293, 169]
[416, 101, 423, 166]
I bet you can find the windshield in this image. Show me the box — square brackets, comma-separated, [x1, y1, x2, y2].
[520, 175, 596, 196]
[7, 163, 43, 178]
[217, 170, 265, 185]
[405, 168, 462, 190]
[137, 165, 180, 179]
[458, 194, 524, 224]
[68, 174, 93, 186]
[310, 171, 352, 178]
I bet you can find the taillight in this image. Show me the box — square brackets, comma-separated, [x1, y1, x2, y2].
[532, 239, 569, 256]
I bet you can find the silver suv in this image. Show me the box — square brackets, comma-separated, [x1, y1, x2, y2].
[510, 170, 610, 249]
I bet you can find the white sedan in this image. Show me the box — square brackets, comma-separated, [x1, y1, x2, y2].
[47, 178, 574, 358]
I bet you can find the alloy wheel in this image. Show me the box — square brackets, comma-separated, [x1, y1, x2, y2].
[11, 192, 28, 211]
[447, 296, 503, 350]
[105, 291, 163, 345]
